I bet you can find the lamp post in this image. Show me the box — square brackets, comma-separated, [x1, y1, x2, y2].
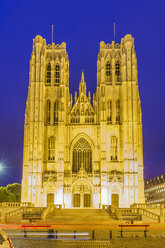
[0, 163, 3, 172]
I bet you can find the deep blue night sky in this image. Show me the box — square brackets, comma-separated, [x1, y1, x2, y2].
[0, 0, 164, 186]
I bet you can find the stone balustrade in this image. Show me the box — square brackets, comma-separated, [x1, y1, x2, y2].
[0, 202, 33, 208]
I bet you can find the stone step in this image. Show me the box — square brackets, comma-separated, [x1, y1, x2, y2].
[46, 209, 113, 221]
[50, 209, 109, 214]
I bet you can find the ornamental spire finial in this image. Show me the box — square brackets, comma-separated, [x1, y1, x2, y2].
[79, 70, 86, 95]
[81, 70, 85, 82]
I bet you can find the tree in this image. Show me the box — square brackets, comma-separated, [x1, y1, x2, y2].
[0, 183, 21, 202]
[0, 187, 15, 202]
[6, 183, 21, 202]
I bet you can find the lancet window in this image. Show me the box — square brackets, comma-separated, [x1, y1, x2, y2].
[107, 99, 112, 124]
[116, 99, 120, 124]
[110, 136, 118, 161]
[105, 62, 112, 82]
[115, 61, 121, 83]
[73, 138, 92, 173]
[48, 137, 55, 161]
[46, 100, 51, 125]
[53, 101, 58, 125]
[55, 64, 60, 84]
[70, 109, 80, 124]
[46, 63, 51, 85]
[85, 109, 94, 124]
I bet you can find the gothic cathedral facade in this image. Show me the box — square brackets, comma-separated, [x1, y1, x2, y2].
[21, 34, 145, 208]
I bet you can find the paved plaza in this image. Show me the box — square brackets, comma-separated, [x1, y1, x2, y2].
[3, 226, 165, 248]
[8, 238, 165, 248]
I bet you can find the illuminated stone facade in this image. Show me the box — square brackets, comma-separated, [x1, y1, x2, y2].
[21, 34, 145, 208]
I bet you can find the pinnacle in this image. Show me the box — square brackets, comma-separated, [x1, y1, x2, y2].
[81, 70, 85, 82]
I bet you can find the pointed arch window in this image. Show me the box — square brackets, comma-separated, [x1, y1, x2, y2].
[73, 138, 92, 173]
[116, 99, 120, 124]
[46, 63, 51, 85]
[106, 62, 111, 75]
[55, 64, 60, 84]
[48, 137, 55, 161]
[46, 100, 51, 125]
[116, 99, 120, 109]
[107, 99, 112, 124]
[115, 61, 120, 75]
[110, 136, 118, 161]
[115, 61, 121, 83]
[54, 101, 58, 125]
[105, 62, 112, 82]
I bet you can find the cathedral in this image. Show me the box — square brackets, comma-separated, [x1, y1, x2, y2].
[21, 34, 145, 208]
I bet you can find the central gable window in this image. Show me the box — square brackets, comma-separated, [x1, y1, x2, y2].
[73, 138, 92, 173]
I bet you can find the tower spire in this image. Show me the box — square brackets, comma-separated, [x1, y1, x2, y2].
[81, 70, 85, 82]
[79, 70, 86, 95]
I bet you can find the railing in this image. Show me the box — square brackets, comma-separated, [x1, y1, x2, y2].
[42, 205, 55, 220]
[5, 207, 45, 220]
[6, 207, 32, 218]
[119, 208, 139, 214]
[118, 207, 160, 221]
[137, 208, 160, 222]
[131, 203, 165, 209]
[118, 208, 141, 221]
[110, 207, 122, 220]
[0, 202, 33, 208]
[104, 205, 161, 222]
[115, 208, 122, 220]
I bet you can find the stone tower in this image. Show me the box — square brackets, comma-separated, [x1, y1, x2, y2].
[21, 34, 145, 208]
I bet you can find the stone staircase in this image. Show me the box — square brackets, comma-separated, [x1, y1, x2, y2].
[137, 208, 160, 222]
[5, 207, 45, 223]
[4, 205, 162, 223]
[116, 207, 161, 222]
[22, 207, 46, 222]
[45, 208, 116, 222]
[131, 204, 162, 223]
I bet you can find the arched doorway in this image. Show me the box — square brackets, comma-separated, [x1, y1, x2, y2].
[74, 194, 80, 207]
[84, 194, 90, 207]
[111, 194, 119, 208]
[109, 170, 123, 208]
[72, 178, 92, 208]
[47, 193, 54, 207]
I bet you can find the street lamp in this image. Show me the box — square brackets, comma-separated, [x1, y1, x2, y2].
[0, 163, 3, 172]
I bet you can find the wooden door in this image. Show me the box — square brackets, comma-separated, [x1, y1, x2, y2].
[84, 194, 90, 207]
[111, 194, 119, 208]
[47, 193, 54, 207]
[74, 194, 80, 207]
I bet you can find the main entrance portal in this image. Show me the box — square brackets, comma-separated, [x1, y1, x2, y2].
[47, 193, 54, 207]
[74, 194, 80, 207]
[84, 194, 90, 207]
[111, 194, 119, 208]
[72, 170, 92, 208]
[73, 193, 90, 207]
